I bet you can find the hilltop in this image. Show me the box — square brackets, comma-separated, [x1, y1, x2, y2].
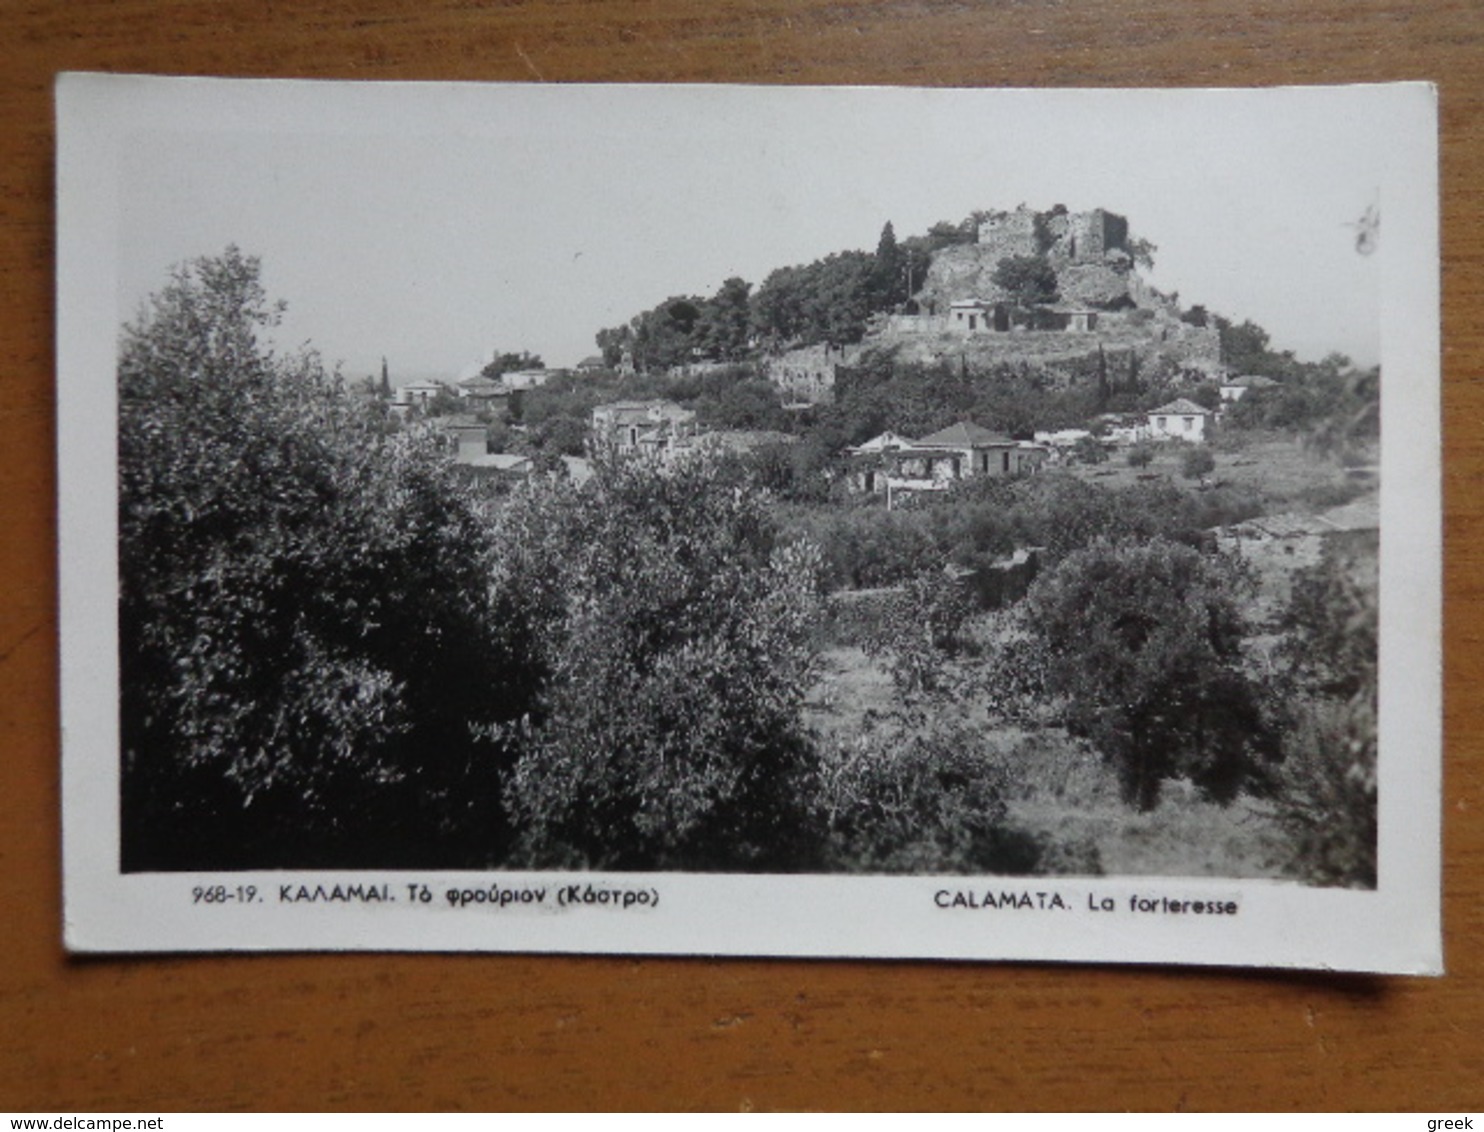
[767, 205, 1221, 404]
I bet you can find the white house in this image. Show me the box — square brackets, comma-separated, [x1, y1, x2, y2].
[392, 379, 449, 414]
[501, 369, 551, 392]
[1146, 398, 1211, 442]
[948, 298, 1010, 335]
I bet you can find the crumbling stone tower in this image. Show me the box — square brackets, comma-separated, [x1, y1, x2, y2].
[977, 208, 1041, 262]
[975, 206, 1129, 265]
[1063, 208, 1129, 263]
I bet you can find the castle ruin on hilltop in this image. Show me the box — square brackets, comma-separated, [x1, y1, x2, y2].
[765, 205, 1222, 406]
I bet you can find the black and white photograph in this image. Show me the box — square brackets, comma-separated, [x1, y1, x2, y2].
[57, 77, 1440, 969]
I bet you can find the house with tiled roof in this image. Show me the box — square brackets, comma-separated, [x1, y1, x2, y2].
[845, 431, 918, 457]
[1146, 398, 1212, 442]
[850, 420, 1047, 506]
[590, 400, 697, 458]
[456, 374, 509, 410]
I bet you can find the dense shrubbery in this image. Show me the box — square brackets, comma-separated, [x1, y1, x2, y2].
[1221, 357, 1380, 462]
[120, 250, 1379, 886]
[776, 503, 952, 590]
[863, 571, 977, 699]
[596, 277, 754, 370]
[494, 454, 827, 871]
[774, 472, 1264, 595]
[1271, 541, 1379, 886]
[828, 354, 1105, 442]
[1181, 445, 1216, 480]
[119, 249, 531, 869]
[945, 474, 1262, 565]
[1020, 538, 1279, 809]
[120, 252, 830, 873]
[815, 720, 1046, 875]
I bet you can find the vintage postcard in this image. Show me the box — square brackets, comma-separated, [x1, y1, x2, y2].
[57, 76, 1440, 971]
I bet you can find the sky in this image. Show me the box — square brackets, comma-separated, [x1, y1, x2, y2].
[114, 82, 1391, 381]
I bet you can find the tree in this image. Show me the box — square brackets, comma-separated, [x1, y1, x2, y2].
[864, 570, 975, 699]
[1022, 538, 1276, 809]
[871, 220, 903, 307]
[695, 276, 753, 361]
[529, 414, 590, 458]
[751, 250, 879, 347]
[1181, 445, 1216, 479]
[1214, 315, 1302, 377]
[1071, 435, 1108, 465]
[496, 453, 827, 871]
[481, 350, 546, 381]
[991, 254, 1059, 314]
[595, 324, 633, 369]
[118, 248, 531, 869]
[1126, 236, 1157, 271]
[1126, 442, 1157, 469]
[425, 385, 462, 417]
[1273, 542, 1378, 886]
[601, 294, 711, 372]
[694, 375, 789, 431]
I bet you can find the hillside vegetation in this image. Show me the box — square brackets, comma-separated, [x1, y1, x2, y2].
[119, 247, 1378, 888]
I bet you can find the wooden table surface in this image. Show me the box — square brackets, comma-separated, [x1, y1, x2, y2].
[3, 0, 1481, 1112]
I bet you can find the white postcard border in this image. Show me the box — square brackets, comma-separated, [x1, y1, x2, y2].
[57, 76, 1441, 972]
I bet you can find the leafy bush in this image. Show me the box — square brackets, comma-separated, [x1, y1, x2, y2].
[1295, 478, 1368, 512]
[1072, 434, 1108, 465]
[1272, 541, 1378, 886]
[1274, 699, 1376, 888]
[1281, 540, 1378, 698]
[863, 570, 976, 699]
[815, 719, 1044, 875]
[992, 254, 1060, 312]
[119, 249, 528, 869]
[496, 453, 828, 871]
[1179, 483, 1265, 531]
[1021, 538, 1278, 809]
[1181, 445, 1216, 479]
[1126, 442, 1156, 468]
[775, 504, 942, 590]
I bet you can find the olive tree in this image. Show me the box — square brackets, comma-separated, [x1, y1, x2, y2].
[1021, 538, 1277, 809]
[493, 452, 827, 871]
[119, 248, 529, 869]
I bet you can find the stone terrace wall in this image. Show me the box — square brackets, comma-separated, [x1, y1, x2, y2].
[763, 341, 865, 404]
[868, 316, 1221, 379]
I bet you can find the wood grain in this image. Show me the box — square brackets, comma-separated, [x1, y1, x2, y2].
[3, 0, 1480, 1112]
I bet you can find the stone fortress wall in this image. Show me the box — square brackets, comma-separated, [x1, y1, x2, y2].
[975, 207, 1042, 264]
[763, 205, 1221, 404]
[763, 341, 861, 405]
